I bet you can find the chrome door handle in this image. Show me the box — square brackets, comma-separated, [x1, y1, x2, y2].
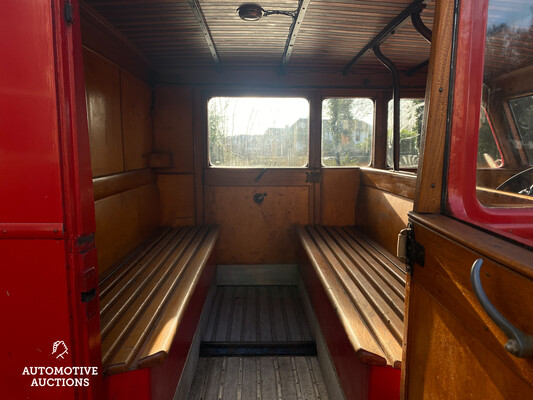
[470, 259, 533, 358]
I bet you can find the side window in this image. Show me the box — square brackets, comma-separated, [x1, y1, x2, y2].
[475, 0, 533, 203]
[321, 98, 374, 167]
[508, 95, 533, 165]
[477, 106, 504, 168]
[208, 97, 309, 167]
[387, 99, 425, 169]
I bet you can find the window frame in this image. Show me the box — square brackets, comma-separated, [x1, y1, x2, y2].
[445, 0, 533, 247]
[320, 96, 375, 168]
[205, 94, 312, 169]
[386, 97, 425, 171]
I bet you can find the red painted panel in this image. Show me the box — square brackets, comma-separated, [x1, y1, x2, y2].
[51, 1, 102, 398]
[368, 366, 401, 400]
[0, 240, 77, 399]
[104, 368, 151, 400]
[0, 0, 64, 223]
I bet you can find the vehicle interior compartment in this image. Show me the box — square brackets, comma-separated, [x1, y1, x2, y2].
[51, 0, 533, 399]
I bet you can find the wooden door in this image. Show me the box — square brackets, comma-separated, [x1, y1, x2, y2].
[402, 213, 533, 399]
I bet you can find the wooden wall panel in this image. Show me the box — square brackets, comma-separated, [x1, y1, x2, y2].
[355, 186, 412, 255]
[205, 186, 310, 264]
[121, 70, 152, 170]
[158, 174, 196, 226]
[84, 48, 124, 177]
[321, 169, 360, 226]
[153, 86, 194, 172]
[407, 286, 533, 399]
[80, 1, 153, 84]
[95, 183, 160, 277]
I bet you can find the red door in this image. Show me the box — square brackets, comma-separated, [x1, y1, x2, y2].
[0, 1, 101, 399]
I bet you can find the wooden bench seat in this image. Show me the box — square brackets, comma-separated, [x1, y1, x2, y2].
[98, 225, 220, 375]
[297, 225, 406, 369]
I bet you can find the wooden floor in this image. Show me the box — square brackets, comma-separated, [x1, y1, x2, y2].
[187, 286, 330, 400]
[203, 286, 313, 342]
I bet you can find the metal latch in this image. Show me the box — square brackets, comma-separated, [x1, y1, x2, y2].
[64, 1, 73, 25]
[305, 171, 321, 183]
[397, 224, 425, 274]
[81, 288, 96, 303]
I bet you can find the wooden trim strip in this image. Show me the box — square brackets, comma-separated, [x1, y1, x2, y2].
[93, 169, 156, 201]
[280, 0, 312, 73]
[187, 0, 221, 67]
[136, 226, 220, 368]
[204, 168, 311, 187]
[308, 226, 403, 364]
[413, 0, 455, 212]
[409, 213, 533, 279]
[102, 226, 203, 373]
[360, 168, 416, 199]
[316, 227, 404, 331]
[296, 225, 388, 366]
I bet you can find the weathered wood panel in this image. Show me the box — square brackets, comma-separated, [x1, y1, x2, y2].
[356, 185, 412, 255]
[84, 48, 124, 177]
[158, 173, 196, 226]
[321, 168, 360, 226]
[121, 70, 152, 171]
[205, 186, 310, 264]
[153, 86, 195, 172]
[95, 183, 160, 277]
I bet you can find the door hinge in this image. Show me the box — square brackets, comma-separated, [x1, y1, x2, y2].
[64, 1, 74, 25]
[81, 288, 96, 303]
[397, 224, 425, 274]
[306, 171, 322, 183]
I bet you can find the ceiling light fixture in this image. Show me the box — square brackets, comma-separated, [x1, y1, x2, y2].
[237, 3, 296, 21]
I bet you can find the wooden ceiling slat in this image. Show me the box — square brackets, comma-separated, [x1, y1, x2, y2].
[84, 0, 436, 73]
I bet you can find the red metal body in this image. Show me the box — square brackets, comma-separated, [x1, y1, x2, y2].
[446, 0, 533, 246]
[1, 1, 101, 399]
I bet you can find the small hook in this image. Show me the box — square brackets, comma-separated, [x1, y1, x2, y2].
[253, 193, 267, 204]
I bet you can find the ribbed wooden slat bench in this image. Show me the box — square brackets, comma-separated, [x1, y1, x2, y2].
[98, 225, 220, 375]
[297, 225, 406, 369]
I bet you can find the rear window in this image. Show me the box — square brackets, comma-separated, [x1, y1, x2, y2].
[208, 97, 309, 167]
[387, 99, 425, 169]
[321, 98, 374, 167]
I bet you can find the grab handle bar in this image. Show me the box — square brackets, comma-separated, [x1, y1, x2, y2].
[470, 259, 533, 358]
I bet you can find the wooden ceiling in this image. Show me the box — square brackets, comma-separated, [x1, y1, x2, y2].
[83, 0, 435, 75]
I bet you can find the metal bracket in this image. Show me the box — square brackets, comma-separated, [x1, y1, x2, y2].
[81, 288, 96, 303]
[305, 171, 321, 183]
[64, 1, 73, 25]
[397, 224, 425, 274]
